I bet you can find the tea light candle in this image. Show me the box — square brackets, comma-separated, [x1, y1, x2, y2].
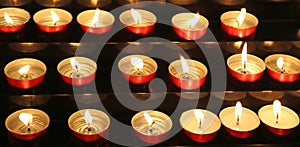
[5, 108, 50, 140]
[172, 12, 209, 40]
[219, 101, 260, 138]
[68, 109, 110, 142]
[77, 9, 115, 34]
[33, 8, 72, 33]
[227, 43, 265, 82]
[168, 55, 207, 90]
[118, 55, 157, 84]
[220, 8, 258, 38]
[119, 8, 156, 35]
[131, 110, 172, 144]
[258, 100, 299, 135]
[4, 58, 47, 89]
[180, 109, 221, 143]
[57, 57, 97, 86]
[265, 54, 300, 83]
[0, 7, 30, 33]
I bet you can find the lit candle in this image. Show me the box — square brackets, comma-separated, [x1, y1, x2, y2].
[131, 110, 172, 144]
[5, 109, 50, 140]
[180, 109, 221, 142]
[227, 43, 265, 82]
[0, 7, 30, 33]
[118, 55, 157, 84]
[219, 101, 260, 138]
[258, 100, 299, 135]
[33, 8, 72, 33]
[221, 8, 258, 38]
[169, 55, 207, 90]
[57, 57, 97, 86]
[4, 58, 47, 89]
[119, 8, 156, 35]
[172, 12, 209, 40]
[77, 8, 115, 34]
[265, 54, 300, 82]
[68, 109, 110, 142]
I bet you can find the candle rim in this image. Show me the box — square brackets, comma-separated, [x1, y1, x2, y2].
[220, 10, 258, 29]
[227, 53, 266, 74]
[171, 13, 209, 31]
[33, 8, 73, 27]
[119, 9, 157, 26]
[0, 7, 31, 26]
[265, 54, 300, 75]
[76, 9, 115, 28]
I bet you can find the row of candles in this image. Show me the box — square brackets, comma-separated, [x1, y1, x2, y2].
[4, 42, 300, 90]
[5, 100, 299, 143]
[0, 7, 258, 39]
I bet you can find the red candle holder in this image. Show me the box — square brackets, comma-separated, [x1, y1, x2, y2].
[4, 58, 47, 89]
[0, 7, 30, 33]
[172, 13, 209, 40]
[220, 9, 258, 38]
[5, 108, 50, 140]
[33, 8, 72, 33]
[57, 57, 97, 86]
[265, 54, 300, 83]
[180, 109, 221, 143]
[168, 58, 207, 90]
[131, 110, 172, 144]
[119, 9, 156, 35]
[227, 54, 265, 82]
[77, 9, 115, 34]
[118, 55, 157, 84]
[68, 109, 110, 142]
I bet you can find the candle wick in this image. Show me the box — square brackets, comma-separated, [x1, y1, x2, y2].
[54, 22, 57, 26]
[236, 116, 240, 126]
[280, 66, 285, 74]
[149, 121, 155, 134]
[199, 120, 202, 129]
[276, 113, 279, 124]
[27, 123, 31, 132]
[242, 61, 247, 74]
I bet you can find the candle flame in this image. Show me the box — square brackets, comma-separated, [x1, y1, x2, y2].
[187, 13, 200, 28]
[241, 43, 248, 69]
[19, 113, 33, 126]
[50, 10, 60, 25]
[84, 110, 93, 125]
[236, 8, 246, 26]
[180, 55, 189, 73]
[235, 101, 242, 125]
[131, 57, 143, 70]
[18, 65, 30, 75]
[91, 8, 101, 27]
[4, 12, 13, 25]
[131, 8, 142, 24]
[273, 100, 281, 122]
[143, 112, 154, 126]
[276, 57, 284, 69]
[193, 109, 204, 127]
[70, 58, 81, 72]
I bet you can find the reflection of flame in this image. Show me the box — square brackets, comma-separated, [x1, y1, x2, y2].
[50, 10, 60, 25]
[234, 41, 243, 49]
[70, 58, 81, 72]
[180, 55, 189, 73]
[276, 57, 284, 69]
[273, 100, 281, 121]
[264, 41, 274, 47]
[235, 101, 242, 124]
[131, 8, 142, 24]
[84, 110, 93, 125]
[4, 12, 13, 25]
[18, 65, 30, 75]
[187, 13, 200, 28]
[241, 43, 247, 68]
[19, 113, 33, 126]
[131, 57, 143, 70]
[91, 8, 101, 27]
[193, 109, 204, 126]
[143, 112, 154, 126]
[236, 8, 246, 26]
[91, 0, 98, 6]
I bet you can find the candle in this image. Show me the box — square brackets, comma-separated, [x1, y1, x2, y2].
[4, 58, 47, 89]
[118, 55, 157, 84]
[35, 0, 72, 7]
[0, 7, 30, 33]
[227, 43, 265, 82]
[77, 9, 115, 34]
[0, 0, 32, 6]
[219, 101, 260, 138]
[68, 109, 110, 142]
[33, 8, 72, 33]
[57, 57, 97, 86]
[180, 109, 221, 142]
[169, 55, 207, 90]
[5, 108, 50, 140]
[258, 100, 299, 135]
[220, 8, 258, 38]
[131, 110, 172, 144]
[119, 8, 156, 35]
[265, 54, 300, 83]
[172, 12, 209, 40]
